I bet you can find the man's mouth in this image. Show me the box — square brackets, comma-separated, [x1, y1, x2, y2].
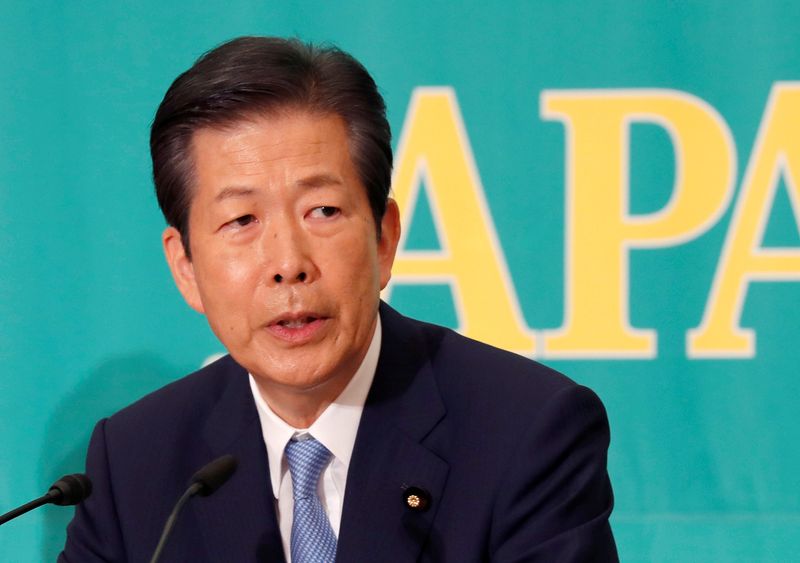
[268, 313, 328, 343]
[277, 316, 319, 329]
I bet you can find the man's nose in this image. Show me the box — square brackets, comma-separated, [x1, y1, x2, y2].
[265, 221, 316, 285]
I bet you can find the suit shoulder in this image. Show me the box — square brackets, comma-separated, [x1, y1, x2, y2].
[416, 317, 574, 388]
[105, 355, 245, 434]
[403, 315, 594, 423]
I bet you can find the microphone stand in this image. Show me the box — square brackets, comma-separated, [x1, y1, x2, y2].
[148, 455, 237, 563]
[148, 482, 202, 563]
[0, 491, 59, 526]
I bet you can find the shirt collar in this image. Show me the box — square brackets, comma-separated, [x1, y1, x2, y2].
[249, 315, 382, 499]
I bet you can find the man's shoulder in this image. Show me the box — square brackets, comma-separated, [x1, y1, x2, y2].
[104, 354, 246, 436]
[382, 303, 590, 420]
[430, 321, 581, 405]
[385, 304, 574, 385]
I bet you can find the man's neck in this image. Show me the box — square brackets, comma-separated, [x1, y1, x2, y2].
[258, 383, 346, 429]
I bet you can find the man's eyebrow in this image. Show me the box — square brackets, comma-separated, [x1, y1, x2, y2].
[213, 186, 256, 202]
[295, 174, 344, 189]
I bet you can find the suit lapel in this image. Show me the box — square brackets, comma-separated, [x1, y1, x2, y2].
[192, 359, 286, 562]
[337, 304, 449, 562]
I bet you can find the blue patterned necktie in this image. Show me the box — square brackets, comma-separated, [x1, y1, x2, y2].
[285, 437, 338, 563]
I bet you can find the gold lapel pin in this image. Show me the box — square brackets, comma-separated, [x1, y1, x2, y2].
[403, 486, 431, 511]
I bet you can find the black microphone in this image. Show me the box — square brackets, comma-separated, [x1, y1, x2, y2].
[149, 455, 238, 563]
[0, 473, 92, 526]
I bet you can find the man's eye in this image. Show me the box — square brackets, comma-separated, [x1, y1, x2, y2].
[230, 215, 257, 228]
[309, 206, 340, 219]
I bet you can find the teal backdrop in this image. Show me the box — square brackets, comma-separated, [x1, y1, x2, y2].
[2, 2, 799, 561]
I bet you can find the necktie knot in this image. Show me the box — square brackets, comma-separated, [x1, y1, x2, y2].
[285, 438, 332, 500]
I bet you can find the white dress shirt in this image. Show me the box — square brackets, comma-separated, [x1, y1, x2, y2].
[248, 316, 381, 562]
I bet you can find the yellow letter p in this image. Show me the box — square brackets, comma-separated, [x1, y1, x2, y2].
[541, 90, 736, 358]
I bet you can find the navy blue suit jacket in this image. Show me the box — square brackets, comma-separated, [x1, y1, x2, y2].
[61, 303, 617, 561]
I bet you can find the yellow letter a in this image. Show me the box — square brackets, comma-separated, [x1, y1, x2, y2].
[689, 83, 800, 357]
[384, 88, 536, 355]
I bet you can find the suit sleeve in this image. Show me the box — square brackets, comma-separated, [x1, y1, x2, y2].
[489, 384, 618, 562]
[59, 418, 127, 562]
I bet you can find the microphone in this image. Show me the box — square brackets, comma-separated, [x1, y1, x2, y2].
[191, 455, 238, 497]
[0, 473, 92, 526]
[149, 455, 238, 563]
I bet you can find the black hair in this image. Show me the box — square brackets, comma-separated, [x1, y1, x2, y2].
[150, 36, 392, 256]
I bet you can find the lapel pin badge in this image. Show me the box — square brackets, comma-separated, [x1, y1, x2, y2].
[403, 486, 431, 512]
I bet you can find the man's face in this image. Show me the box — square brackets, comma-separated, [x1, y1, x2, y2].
[163, 110, 399, 406]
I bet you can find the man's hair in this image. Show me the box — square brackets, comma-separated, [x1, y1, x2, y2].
[150, 36, 392, 256]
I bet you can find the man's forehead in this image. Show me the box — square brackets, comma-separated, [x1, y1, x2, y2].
[191, 110, 349, 162]
[196, 106, 347, 141]
[186, 112, 361, 207]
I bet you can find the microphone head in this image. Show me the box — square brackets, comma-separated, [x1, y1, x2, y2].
[190, 455, 238, 497]
[48, 473, 93, 506]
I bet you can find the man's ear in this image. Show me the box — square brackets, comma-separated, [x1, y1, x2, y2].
[162, 226, 205, 313]
[377, 198, 401, 290]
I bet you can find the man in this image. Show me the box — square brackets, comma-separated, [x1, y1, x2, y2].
[61, 36, 617, 562]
